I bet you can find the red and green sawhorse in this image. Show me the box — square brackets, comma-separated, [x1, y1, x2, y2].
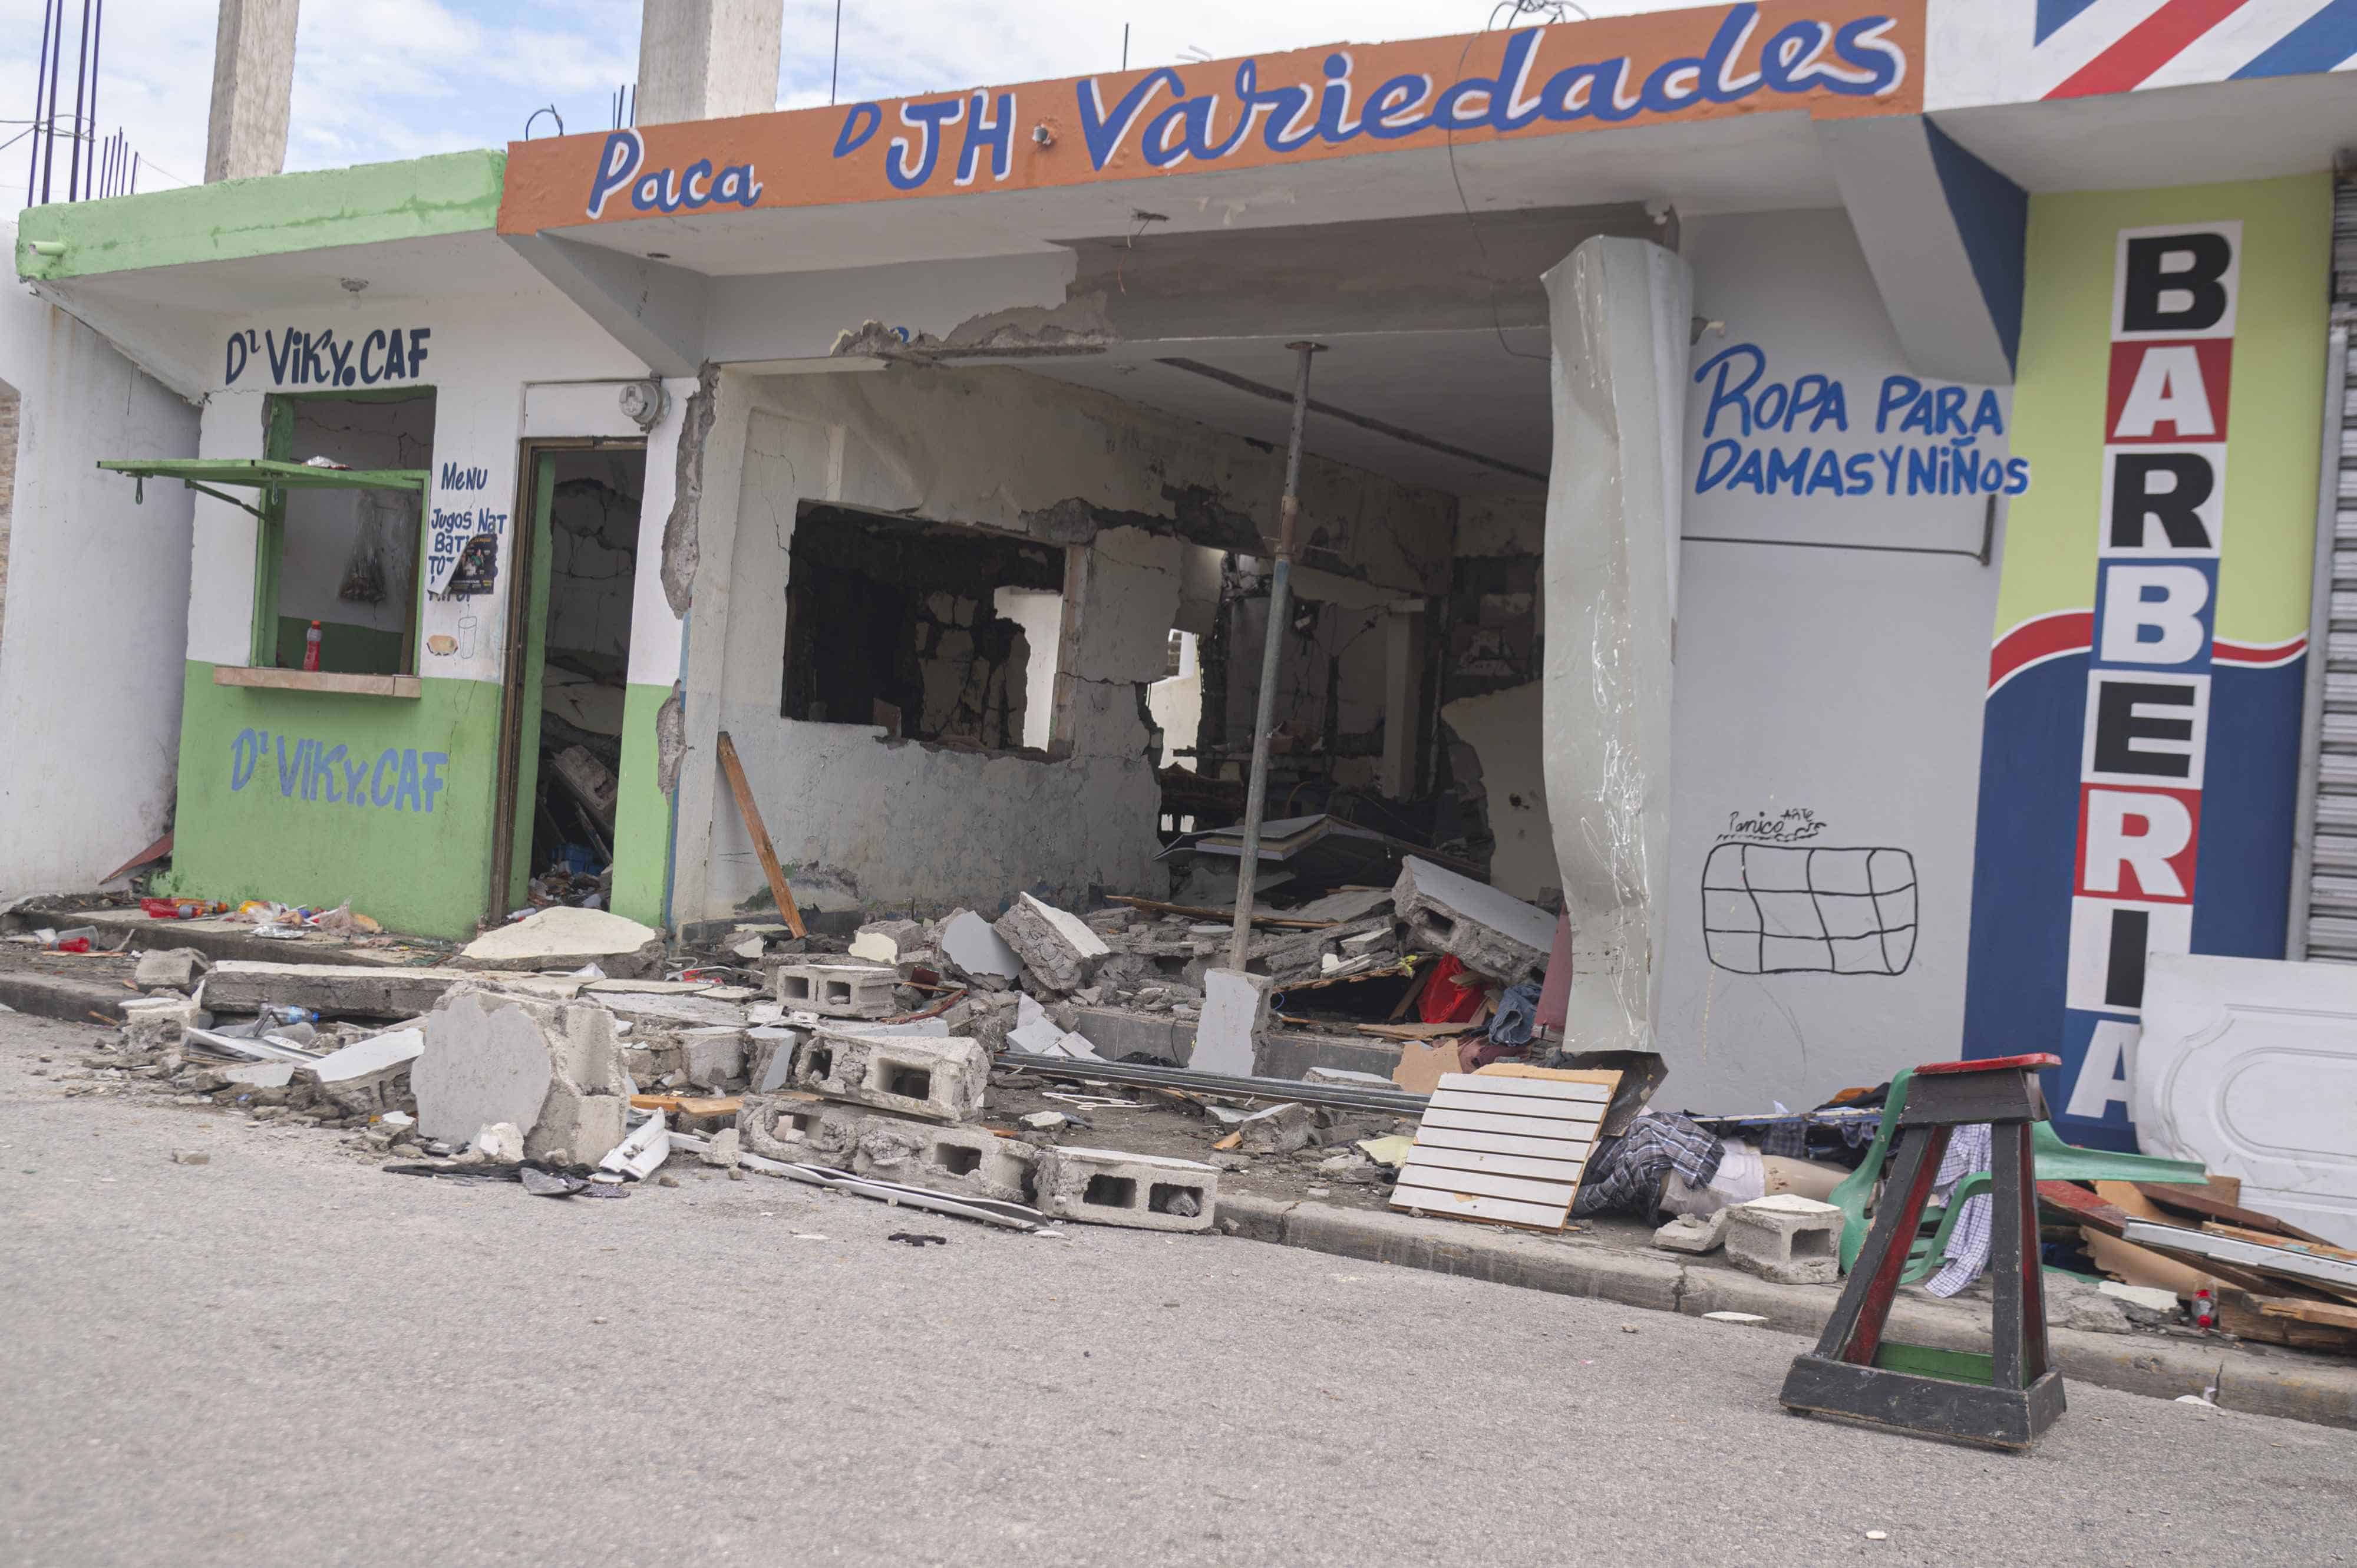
[1779, 1054, 2065, 1452]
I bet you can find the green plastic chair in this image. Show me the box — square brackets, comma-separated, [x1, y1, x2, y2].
[1830, 1073, 2211, 1275]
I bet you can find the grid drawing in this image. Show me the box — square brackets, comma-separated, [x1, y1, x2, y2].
[1701, 842, 1919, 977]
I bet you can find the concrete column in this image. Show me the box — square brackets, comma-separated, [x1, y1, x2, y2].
[1540, 236, 1692, 1053]
[636, 0, 785, 125]
[204, 0, 299, 183]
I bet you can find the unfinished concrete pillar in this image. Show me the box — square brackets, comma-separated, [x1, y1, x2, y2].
[1540, 236, 1692, 1054]
[635, 0, 784, 125]
[204, 0, 299, 183]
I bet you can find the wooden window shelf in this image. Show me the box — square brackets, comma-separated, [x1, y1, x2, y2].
[212, 666, 421, 699]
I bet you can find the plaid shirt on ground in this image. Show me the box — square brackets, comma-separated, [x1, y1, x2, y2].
[1572, 1111, 1725, 1219]
[1924, 1123, 1995, 1298]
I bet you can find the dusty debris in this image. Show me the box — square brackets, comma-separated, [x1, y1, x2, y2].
[994, 894, 1110, 992]
[457, 907, 666, 979]
[1391, 857, 1556, 987]
[1653, 1210, 1730, 1254]
[1723, 1195, 1843, 1285]
[134, 947, 210, 991]
[292, 1026, 424, 1117]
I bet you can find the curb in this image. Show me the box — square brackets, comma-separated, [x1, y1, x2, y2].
[1218, 1191, 2357, 1432]
[0, 970, 134, 1028]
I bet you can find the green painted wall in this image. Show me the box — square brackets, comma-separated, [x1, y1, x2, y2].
[16, 150, 505, 282]
[610, 682, 676, 929]
[159, 663, 502, 939]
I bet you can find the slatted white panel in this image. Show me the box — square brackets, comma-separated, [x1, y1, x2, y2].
[1389, 1068, 1618, 1232]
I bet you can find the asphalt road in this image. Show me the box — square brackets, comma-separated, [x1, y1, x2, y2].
[1, 1011, 2351, 1567]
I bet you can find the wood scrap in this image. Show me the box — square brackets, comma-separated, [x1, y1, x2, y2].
[629, 1094, 744, 1117]
[2134, 1182, 2333, 1245]
[2219, 1290, 2357, 1353]
[2036, 1180, 2130, 1236]
[714, 731, 807, 940]
[2259, 1297, 2357, 1331]
[1359, 1020, 1484, 1041]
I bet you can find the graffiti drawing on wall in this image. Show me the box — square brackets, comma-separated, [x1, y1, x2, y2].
[1702, 839, 1918, 976]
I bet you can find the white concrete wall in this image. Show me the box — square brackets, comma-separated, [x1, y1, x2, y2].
[1658, 210, 2011, 1109]
[670, 362, 1457, 923]
[0, 253, 200, 892]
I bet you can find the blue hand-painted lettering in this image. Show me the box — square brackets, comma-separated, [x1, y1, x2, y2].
[230, 729, 451, 814]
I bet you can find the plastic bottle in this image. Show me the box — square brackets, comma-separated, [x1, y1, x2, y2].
[303, 620, 323, 671]
[2192, 1288, 2217, 1331]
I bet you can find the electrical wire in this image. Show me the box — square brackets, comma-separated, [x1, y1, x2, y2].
[1447, 0, 1593, 364]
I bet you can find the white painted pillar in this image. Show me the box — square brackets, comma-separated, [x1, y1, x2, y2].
[635, 0, 785, 125]
[664, 369, 752, 928]
[1540, 236, 1692, 1053]
[204, 0, 299, 183]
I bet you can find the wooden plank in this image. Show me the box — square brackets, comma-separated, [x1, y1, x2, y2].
[715, 730, 807, 939]
[213, 665, 422, 699]
[1427, 1086, 1607, 1123]
[1412, 1124, 1597, 1162]
[1399, 1144, 1588, 1184]
[1468, 1065, 1624, 1093]
[1361, 1021, 1485, 1041]
[2136, 1183, 2334, 1245]
[2036, 1180, 2130, 1237]
[2258, 1296, 2357, 1331]
[1393, 1163, 1571, 1207]
[2201, 1222, 2357, 1263]
[1389, 1181, 1570, 1229]
[1418, 1107, 1599, 1142]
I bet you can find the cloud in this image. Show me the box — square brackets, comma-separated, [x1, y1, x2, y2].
[0, 0, 1694, 203]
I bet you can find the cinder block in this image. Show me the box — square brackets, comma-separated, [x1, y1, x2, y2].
[676, 1026, 745, 1090]
[737, 1094, 864, 1165]
[850, 1112, 1039, 1204]
[1722, 1194, 1843, 1285]
[768, 961, 897, 1019]
[1391, 856, 1556, 985]
[745, 1026, 803, 1092]
[791, 1029, 988, 1123]
[1034, 1146, 1218, 1233]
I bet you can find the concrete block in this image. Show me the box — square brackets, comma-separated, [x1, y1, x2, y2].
[767, 961, 897, 1019]
[292, 1026, 425, 1117]
[745, 1026, 803, 1092]
[939, 909, 1021, 985]
[1071, 1007, 1187, 1064]
[1653, 1210, 1730, 1254]
[793, 1029, 988, 1123]
[1237, 1101, 1315, 1154]
[993, 893, 1110, 992]
[223, 1059, 295, 1088]
[701, 1127, 741, 1168]
[1391, 856, 1556, 985]
[676, 1026, 746, 1090]
[850, 919, 927, 965]
[415, 986, 628, 1166]
[134, 947, 211, 991]
[1191, 969, 1271, 1075]
[1035, 1146, 1218, 1233]
[473, 1122, 524, 1161]
[738, 1094, 864, 1165]
[1722, 1194, 1843, 1285]
[457, 906, 666, 978]
[849, 1111, 1039, 1204]
[121, 995, 209, 1052]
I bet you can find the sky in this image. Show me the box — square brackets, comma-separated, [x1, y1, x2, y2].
[0, 0, 1695, 207]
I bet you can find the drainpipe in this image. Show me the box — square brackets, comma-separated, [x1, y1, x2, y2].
[1228, 341, 1324, 970]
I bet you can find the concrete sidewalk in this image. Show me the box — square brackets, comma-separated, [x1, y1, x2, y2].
[1218, 1191, 2357, 1431]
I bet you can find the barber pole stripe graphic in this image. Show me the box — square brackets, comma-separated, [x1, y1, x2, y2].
[2034, 0, 2357, 97]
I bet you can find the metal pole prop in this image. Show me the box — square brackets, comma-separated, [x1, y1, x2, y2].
[1228, 341, 1323, 970]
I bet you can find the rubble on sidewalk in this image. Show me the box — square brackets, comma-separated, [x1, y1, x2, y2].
[457, 906, 666, 979]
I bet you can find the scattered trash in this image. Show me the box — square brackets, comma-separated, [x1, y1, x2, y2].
[888, 1232, 948, 1247]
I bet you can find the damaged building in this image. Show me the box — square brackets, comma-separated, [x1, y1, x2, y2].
[5, 0, 2357, 1174]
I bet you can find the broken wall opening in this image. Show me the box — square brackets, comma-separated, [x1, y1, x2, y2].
[530, 447, 645, 897]
[266, 390, 434, 675]
[781, 503, 1066, 752]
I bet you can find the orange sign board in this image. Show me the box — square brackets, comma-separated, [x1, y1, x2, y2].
[499, 1, 1924, 236]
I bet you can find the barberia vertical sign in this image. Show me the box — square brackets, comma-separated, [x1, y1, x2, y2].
[2061, 223, 2240, 1121]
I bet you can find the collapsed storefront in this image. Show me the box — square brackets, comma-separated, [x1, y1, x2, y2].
[8, 0, 2352, 1160]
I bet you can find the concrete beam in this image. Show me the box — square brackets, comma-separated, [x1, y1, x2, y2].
[1540, 236, 1690, 1054]
[636, 0, 784, 125]
[1817, 116, 2026, 386]
[500, 233, 707, 377]
[205, 0, 299, 183]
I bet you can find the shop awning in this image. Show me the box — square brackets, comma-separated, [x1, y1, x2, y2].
[96, 458, 429, 519]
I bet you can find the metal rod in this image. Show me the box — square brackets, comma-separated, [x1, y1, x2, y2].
[87, 0, 101, 196]
[26, 0, 52, 208]
[1227, 340, 1323, 970]
[67, 0, 89, 202]
[39, 0, 64, 204]
[830, 0, 843, 104]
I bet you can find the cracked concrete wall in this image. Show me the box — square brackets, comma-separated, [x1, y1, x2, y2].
[665, 362, 1453, 923]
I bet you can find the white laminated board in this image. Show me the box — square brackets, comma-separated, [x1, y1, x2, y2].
[1391, 1067, 1620, 1232]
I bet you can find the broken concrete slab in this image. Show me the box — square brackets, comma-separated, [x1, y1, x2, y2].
[701, 1127, 741, 1168]
[200, 962, 499, 1020]
[415, 986, 629, 1167]
[133, 947, 211, 991]
[1190, 969, 1272, 1075]
[1069, 1007, 1187, 1064]
[1237, 1101, 1316, 1154]
[1391, 857, 1556, 985]
[223, 1060, 296, 1089]
[1653, 1210, 1731, 1255]
[939, 909, 1021, 985]
[412, 993, 555, 1146]
[850, 919, 927, 965]
[768, 961, 896, 1019]
[293, 1026, 425, 1117]
[457, 906, 666, 979]
[1723, 1194, 1843, 1285]
[745, 1027, 803, 1092]
[1034, 1146, 1217, 1233]
[994, 893, 1111, 992]
[793, 1030, 988, 1124]
[121, 995, 209, 1052]
[737, 1094, 864, 1166]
